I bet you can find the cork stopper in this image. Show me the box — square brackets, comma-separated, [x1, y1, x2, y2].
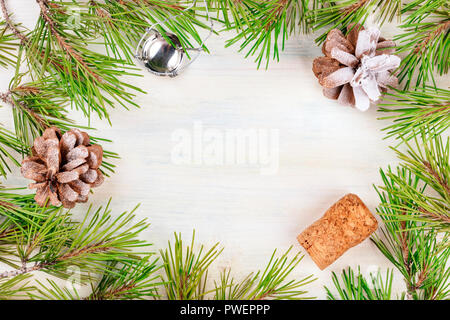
[297, 193, 378, 270]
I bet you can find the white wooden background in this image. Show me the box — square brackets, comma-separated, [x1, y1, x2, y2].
[3, 1, 447, 299]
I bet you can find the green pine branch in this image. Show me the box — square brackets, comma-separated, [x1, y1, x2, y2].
[20, 230, 314, 300]
[0, 0, 215, 124]
[325, 267, 396, 300]
[379, 87, 450, 142]
[89, 0, 213, 64]
[0, 274, 34, 299]
[402, 0, 449, 24]
[0, 188, 57, 231]
[372, 163, 449, 299]
[310, 0, 402, 43]
[1, 199, 162, 300]
[376, 133, 449, 232]
[159, 231, 223, 300]
[0, 19, 17, 68]
[158, 231, 315, 300]
[29, 0, 144, 123]
[0, 0, 142, 123]
[372, 218, 449, 299]
[364, 127, 450, 300]
[3, 74, 72, 148]
[28, 279, 82, 300]
[86, 256, 162, 300]
[32, 255, 162, 300]
[394, 133, 449, 207]
[210, 0, 309, 69]
[0, 73, 118, 176]
[214, 247, 316, 300]
[0, 126, 27, 177]
[395, 2, 449, 89]
[0, 200, 152, 286]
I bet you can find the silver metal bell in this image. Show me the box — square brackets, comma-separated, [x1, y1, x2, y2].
[137, 30, 185, 76]
[134, 0, 213, 77]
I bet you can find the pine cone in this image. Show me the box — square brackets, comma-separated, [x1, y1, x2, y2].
[313, 24, 400, 111]
[21, 127, 104, 208]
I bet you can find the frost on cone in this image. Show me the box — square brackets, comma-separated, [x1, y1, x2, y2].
[312, 24, 400, 111]
[21, 127, 104, 208]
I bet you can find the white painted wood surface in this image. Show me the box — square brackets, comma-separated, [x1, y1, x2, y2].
[3, 1, 447, 299]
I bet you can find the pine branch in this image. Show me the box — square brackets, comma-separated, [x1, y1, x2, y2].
[402, 0, 449, 25]
[86, 256, 162, 300]
[210, 0, 309, 68]
[0, 188, 56, 228]
[0, 215, 23, 267]
[35, 0, 98, 81]
[0, 0, 28, 46]
[379, 87, 450, 141]
[395, 0, 449, 89]
[0, 72, 118, 176]
[372, 166, 450, 299]
[89, 0, 213, 64]
[1, 76, 71, 147]
[214, 247, 316, 300]
[0, 0, 212, 126]
[28, 279, 81, 300]
[0, 200, 152, 283]
[375, 133, 450, 232]
[31, 255, 162, 300]
[159, 231, 223, 300]
[397, 133, 449, 202]
[0, 274, 34, 299]
[325, 267, 396, 300]
[310, 0, 402, 43]
[159, 231, 315, 300]
[0, 20, 17, 68]
[0, 1, 143, 123]
[30, 1, 144, 122]
[0, 195, 69, 270]
[0, 125, 27, 177]
[29, 232, 315, 300]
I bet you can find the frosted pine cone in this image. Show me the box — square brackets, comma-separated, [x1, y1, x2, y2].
[21, 127, 104, 208]
[313, 24, 400, 111]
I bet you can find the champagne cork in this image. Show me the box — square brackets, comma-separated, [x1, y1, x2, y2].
[297, 193, 378, 270]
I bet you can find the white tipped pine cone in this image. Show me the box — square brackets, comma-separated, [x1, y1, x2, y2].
[21, 127, 104, 208]
[313, 24, 400, 111]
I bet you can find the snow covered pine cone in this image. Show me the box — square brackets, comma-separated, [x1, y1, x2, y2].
[21, 127, 104, 208]
[313, 24, 400, 111]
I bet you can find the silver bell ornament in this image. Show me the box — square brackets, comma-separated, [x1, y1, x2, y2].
[135, 0, 213, 77]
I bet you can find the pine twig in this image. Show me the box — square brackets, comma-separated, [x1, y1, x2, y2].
[378, 87, 450, 141]
[375, 132, 450, 232]
[372, 164, 450, 299]
[36, 0, 102, 83]
[0, 0, 28, 44]
[325, 267, 396, 300]
[0, 274, 34, 299]
[310, 0, 402, 43]
[214, 247, 316, 300]
[395, 0, 449, 89]
[210, 0, 309, 68]
[85, 256, 162, 300]
[0, 200, 151, 285]
[160, 231, 223, 300]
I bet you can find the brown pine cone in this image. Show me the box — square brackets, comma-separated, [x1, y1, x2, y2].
[21, 127, 104, 208]
[313, 24, 400, 111]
